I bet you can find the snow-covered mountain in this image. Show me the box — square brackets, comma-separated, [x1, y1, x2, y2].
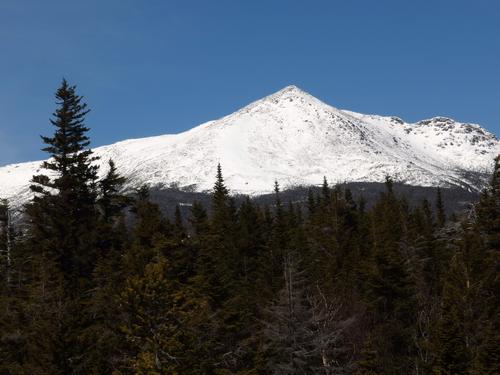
[0, 85, 498, 208]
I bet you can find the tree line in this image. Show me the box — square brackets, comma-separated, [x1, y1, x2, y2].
[0, 80, 499, 374]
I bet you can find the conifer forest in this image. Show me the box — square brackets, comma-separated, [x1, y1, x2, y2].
[0, 81, 499, 375]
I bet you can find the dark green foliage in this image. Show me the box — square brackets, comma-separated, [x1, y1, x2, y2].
[3, 156, 499, 373]
[27, 79, 99, 285]
[354, 334, 382, 375]
[194, 164, 236, 304]
[468, 155, 500, 374]
[7, 80, 103, 374]
[1, 83, 498, 373]
[432, 252, 472, 374]
[436, 187, 446, 228]
[116, 255, 209, 374]
[0, 200, 14, 288]
[98, 159, 130, 223]
[189, 200, 209, 235]
[365, 181, 417, 374]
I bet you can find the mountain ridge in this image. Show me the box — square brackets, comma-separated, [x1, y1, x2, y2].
[0, 85, 498, 208]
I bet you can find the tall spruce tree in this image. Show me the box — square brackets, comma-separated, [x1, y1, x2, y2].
[28, 78, 99, 284]
[366, 177, 417, 374]
[267, 181, 289, 291]
[194, 163, 235, 304]
[21, 79, 100, 373]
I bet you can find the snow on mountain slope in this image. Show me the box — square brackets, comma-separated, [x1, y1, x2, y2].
[0, 85, 498, 208]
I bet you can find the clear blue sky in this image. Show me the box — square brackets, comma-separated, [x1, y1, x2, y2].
[0, 0, 499, 165]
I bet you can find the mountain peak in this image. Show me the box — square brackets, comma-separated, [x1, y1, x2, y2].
[233, 84, 323, 118]
[277, 84, 303, 93]
[266, 84, 310, 101]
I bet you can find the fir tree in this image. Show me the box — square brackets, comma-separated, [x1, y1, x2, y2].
[212, 163, 231, 228]
[367, 178, 417, 374]
[28, 78, 99, 284]
[117, 255, 209, 374]
[436, 187, 446, 228]
[15, 79, 100, 373]
[130, 185, 171, 252]
[189, 201, 209, 236]
[80, 160, 130, 374]
[321, 176, 330, 203]
[98, 159, 129, 224]
[173, 204, 186, 240]
[194, 164, 235, 304]
[432, 251, 472, 374]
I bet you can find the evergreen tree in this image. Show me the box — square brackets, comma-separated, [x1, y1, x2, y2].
[0, 199, 14, 287]
[212, 163, 231, 229]
[267, 181, 289, 291]
[189, 201, 209, 236]
[432, 249, 472, 374]
[321, 176, 330, 203]
[194, 164, 236, 304]
[129, 185, 171, 253]
[98, 159, 130, 224]
[80, 160, 130, 374]
[469, 155, 500, 374]
[15, 79, 100, 373]
[191, 165, 248, 370]
[117, 255, 209, 374]
[366, 177, 417, 374]
[173, 205, 186, 240]
[237, 197, 267, 292]
[435, 187, 446, 228]
[27, 78, 99, 285]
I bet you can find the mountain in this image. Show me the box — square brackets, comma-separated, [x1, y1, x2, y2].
[0, 85, 498, 209]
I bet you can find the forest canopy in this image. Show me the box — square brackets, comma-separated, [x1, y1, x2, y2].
[0, 80, 499, 374]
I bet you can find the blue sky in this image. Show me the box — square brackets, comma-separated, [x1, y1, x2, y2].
[0, 0, 499, 165]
